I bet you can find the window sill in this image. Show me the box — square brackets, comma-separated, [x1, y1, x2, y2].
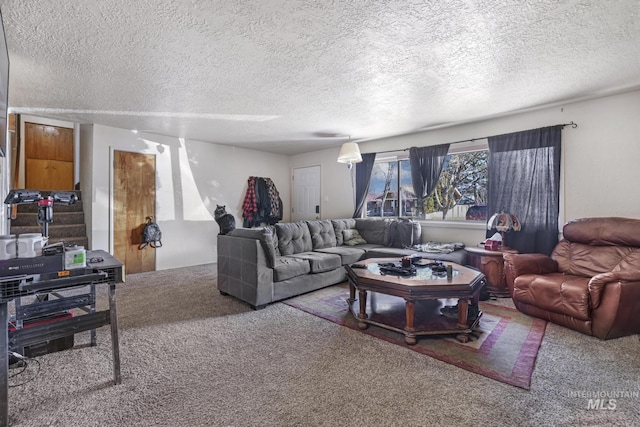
[418, 220, 487, 230]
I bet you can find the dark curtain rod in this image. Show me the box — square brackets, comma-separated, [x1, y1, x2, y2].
[373, 121, 578, 155]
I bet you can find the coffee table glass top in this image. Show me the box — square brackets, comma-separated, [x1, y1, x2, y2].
[347, 258, 483, 290]
[365, 260, 460, 281]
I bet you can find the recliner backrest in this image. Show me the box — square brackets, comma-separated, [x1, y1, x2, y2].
[551, 217, 640, 277]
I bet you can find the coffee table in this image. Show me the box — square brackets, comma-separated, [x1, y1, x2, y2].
[345, 258, 486, 344]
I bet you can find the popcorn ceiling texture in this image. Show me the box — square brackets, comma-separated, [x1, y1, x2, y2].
[0, 0, 639, 154]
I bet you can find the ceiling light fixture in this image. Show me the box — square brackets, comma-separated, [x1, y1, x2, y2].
[337, 139, 362, 169]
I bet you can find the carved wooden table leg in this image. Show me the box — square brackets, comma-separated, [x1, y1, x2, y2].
[347, 280, 356, 305]
[456, 299, 470, 343]
[404, 299, 417, 345]
[357, 289, 368, 329]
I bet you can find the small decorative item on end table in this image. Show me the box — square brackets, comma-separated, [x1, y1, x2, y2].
[465, 246, 518, 297]
[486, 210, 521, 246]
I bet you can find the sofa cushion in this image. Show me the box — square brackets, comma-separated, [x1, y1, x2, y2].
[273, 256, 311, 282]
[362, 246, 467, 265]
[306, 220, 337, 249]
[227, 226, 280, 268]
[315, 246, 365, 265]
[331, 219, 356, 246]
[355, 218, 389, 245]
[276, 222, 313, 255]
[264, 225, 280, 256]
[386, 218, 420, 248]
[343, 229, 367, 246]
[289, 252, 342, 273]
[513, 273, 591, 321]
[363, 247, 422, 258]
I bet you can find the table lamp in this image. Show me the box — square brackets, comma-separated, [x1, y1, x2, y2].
[487, 210, 521, 248]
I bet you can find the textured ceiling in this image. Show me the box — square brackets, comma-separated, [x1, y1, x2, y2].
[0, 0, 639, 155]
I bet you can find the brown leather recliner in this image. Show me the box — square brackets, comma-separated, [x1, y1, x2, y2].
[503, 217, 640, 339]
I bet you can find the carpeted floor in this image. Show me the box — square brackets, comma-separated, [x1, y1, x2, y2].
[6, 264, 640, 426]
[283, 283, 546, 389]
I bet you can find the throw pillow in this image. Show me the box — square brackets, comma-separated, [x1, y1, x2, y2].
[343, 229, 367, 246]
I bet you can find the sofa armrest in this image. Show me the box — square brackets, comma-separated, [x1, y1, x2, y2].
[217, 234, 274, 309]
[503, 253, 558, 276]
[503, 253, 559, 296]
[589, 269, 640, 309]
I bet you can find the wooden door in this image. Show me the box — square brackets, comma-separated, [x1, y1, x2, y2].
[113, 150, 156, 274]
[25, 122, 74, 190]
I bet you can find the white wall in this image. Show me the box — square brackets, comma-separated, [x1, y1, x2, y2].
[85, 125, 290, 270]
[291, 89, 640, 246]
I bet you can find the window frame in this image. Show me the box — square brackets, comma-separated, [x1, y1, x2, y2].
[365, 140, 489, 223]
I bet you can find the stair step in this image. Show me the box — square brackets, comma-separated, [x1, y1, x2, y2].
[8, 189, 89, 249]
[10, 224, 87, 238]
[16, 200, 84, 213]
[10, 212, 85, 227]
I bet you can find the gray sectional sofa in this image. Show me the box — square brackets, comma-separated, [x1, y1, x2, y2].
[217, 218, 467, 309]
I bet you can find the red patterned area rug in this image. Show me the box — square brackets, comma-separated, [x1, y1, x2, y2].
[283, 283, 546, 389]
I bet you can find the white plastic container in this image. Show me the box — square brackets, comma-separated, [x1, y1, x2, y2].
[65, 246, 86, 269]
[0, 235, 17, 260]
[17, 233, 44, 258]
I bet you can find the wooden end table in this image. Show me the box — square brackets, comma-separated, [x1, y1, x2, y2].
[465, 246, 518, 297]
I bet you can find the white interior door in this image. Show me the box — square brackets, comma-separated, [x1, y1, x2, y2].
[292, 165, 321, 221]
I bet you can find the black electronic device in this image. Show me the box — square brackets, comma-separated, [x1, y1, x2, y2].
[8, 312, 75, 361]
[3, 189, 42, 205]
[0, 254, 64, 277]
[50, 191, 78, 205]
[379, 264, 417, 276]
[43, 242, 65, 256]
[4, 189, 79, 238]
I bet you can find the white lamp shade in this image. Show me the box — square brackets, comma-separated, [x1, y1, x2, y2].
[337, 142, 363, 165]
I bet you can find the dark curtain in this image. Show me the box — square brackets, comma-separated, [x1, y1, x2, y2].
[352, 153, 376, 218]
[409, 144, 450, 218]
[487, 126, 562, 255]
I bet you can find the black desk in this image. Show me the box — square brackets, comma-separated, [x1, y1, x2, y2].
[0, 250, 124, 427]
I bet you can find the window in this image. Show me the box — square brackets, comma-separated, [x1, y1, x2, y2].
[366, 145, 488, 221]
[366, 160, 400, 217]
